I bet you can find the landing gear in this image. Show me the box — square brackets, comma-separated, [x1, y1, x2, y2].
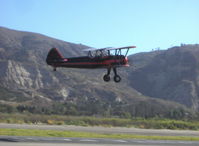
[103, 67, 121, 83]
[103, 68, 111, 82]
[113, 67, 121, 83]
[103, 74, 110, 82]
[114, 75, 121, 83]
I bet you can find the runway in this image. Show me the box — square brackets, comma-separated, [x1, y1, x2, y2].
[0, 136, 199, 146]
[1, 123, 199, 146]
[0, 123, 199, 137]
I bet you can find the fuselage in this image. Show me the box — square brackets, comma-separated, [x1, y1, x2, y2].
[47, 55, 129, 69]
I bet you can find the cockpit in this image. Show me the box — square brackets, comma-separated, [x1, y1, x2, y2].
[87, 49, 110, 58]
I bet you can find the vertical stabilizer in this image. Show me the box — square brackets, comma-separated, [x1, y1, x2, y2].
[46, 48, 64, 64]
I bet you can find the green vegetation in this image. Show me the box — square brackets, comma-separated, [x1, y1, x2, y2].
[0, 99, 194, 120]
[0, 87, 29, 102]
[1, 113, 199, 130]
[0, 128, 199, 141]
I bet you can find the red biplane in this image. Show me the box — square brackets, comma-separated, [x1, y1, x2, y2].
[46, 46, 136, 82]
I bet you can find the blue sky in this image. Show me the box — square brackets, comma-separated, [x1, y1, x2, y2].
[1, 0, 199, 54]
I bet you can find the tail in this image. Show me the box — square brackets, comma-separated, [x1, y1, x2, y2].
[46, 48, 64, 65]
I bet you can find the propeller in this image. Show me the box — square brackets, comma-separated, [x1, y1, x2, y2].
[127, 57, 137, 71]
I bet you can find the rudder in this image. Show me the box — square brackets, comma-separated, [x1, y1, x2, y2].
[46, 48, 64, 64]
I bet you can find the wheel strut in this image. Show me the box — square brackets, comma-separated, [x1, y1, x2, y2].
[103, 68, 111, 82]
[113, 68, 121, 83]
[103, 68, 121, 83]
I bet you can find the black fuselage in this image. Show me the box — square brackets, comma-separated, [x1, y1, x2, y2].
[47, 55, 128, 69]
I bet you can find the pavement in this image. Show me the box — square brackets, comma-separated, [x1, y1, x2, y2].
[0, 123, 199, 137]
[1, 123, 199, 146]
[0, 136, 199, 146]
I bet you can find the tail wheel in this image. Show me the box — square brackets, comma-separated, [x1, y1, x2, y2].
[103, 74, 110, 82]
[114, 75, 121, 83]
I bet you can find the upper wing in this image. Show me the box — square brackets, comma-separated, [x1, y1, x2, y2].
[109, 46, 136, 50]
[83, 47, 113, 52]
[84, 46, 136, 52]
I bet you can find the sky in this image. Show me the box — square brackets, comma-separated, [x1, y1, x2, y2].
[1, 0, 199, 54]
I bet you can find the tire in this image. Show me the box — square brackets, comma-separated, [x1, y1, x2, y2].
[103, 75, 110, 82]
[114, 75, 121, 83]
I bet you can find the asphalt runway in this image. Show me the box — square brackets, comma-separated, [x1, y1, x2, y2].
[1, 124, 199, 146]
[0, 123, 199, 137]
[0, 136, 199, 146]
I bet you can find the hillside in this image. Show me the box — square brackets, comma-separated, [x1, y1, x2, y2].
[0, 27, 194, 118]
[128, 45, 199, 111]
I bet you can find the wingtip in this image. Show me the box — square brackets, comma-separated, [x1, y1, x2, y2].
[129, 46, 136, 48]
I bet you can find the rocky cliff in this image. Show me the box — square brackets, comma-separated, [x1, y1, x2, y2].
[128, 45, 199, 111]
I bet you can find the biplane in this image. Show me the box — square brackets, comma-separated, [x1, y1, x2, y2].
[46, 46, 136, 82]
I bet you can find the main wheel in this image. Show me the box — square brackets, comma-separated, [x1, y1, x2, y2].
[103, 74, 110, 82]
[114, 75, 121, 83]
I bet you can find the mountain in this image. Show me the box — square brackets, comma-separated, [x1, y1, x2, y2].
[0, 27, 194, 118]
[128, 45, 199, 111]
